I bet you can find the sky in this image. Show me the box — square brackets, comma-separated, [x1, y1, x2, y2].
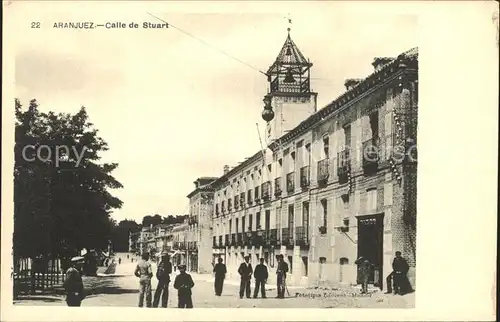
[13, 2, 418, 223]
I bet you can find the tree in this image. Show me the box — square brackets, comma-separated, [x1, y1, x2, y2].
[141, 214, 162, 227]
[14, 99, 123, 259]
[111, 219, 140, 252]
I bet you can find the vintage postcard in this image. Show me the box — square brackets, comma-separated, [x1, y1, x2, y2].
[2, 1, 497, 321]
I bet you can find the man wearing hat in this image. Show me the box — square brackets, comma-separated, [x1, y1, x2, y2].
[276, 254, 289, 298]
[173, 264, 195, 308]
[237, 255, 253, 299]
[63, 257, 85, 307]
[153, 251, 172, 308]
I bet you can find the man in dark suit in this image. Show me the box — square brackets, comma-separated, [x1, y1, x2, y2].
[173, 264, 195, 308]
[153, 252, 172, 307]
[253, 258, 268, 298]
[276, 254, 289, 299]
[385, 251, 412, 295]
[237, 255, 253, 299]
[213, 257, 227, 296]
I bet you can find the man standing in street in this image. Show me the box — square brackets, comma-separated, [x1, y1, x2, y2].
[355, 257, 373, 294]
[253, 258, 268, 298]
[385, 251, 412, 295]
[63, 257, 85, 307]
[276, 254, 289, 299]
[153, 252, 172, 308]
[237, 255, 253, 299]
[134, 253, 153, 308]
[173, 264, 195, 308]
[213, 257, 227, 296]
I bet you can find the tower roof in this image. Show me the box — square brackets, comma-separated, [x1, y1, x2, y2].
[267, 30, 311, 74]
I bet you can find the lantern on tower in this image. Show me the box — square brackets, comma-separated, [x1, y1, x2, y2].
[262, 95, 274, 122]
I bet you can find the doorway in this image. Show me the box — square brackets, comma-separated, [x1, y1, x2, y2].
[356, 213, 384, 289]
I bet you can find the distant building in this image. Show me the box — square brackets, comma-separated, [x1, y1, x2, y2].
[186, 177, 218, 273]
[171, 221, 189, 267]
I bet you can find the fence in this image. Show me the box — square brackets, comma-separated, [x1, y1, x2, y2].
[13, 257, 67, 298]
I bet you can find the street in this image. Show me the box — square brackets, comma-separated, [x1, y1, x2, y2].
[13, 256, 414, 308]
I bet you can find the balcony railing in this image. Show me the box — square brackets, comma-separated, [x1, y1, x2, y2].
[267, 229, 278, 244]
[274, 178, 282, 197]
[362, 136, 379, 172]
[338, 149, 351, 184]
[286, 172, 295, 193]
[317, 158, 329, 184]
[247, 190, 253, 204]
[300, 166, 310, 188]
[261, 181, 271, 200]
[281, 227, 294, 246]
[295, 226, 309, 247]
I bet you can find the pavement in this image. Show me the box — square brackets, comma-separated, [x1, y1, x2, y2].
[13, 256, 415, 308]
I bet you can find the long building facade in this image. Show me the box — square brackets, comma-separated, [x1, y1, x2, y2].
[208, 31, 418, 289]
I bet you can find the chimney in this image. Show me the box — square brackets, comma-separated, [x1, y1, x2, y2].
[223, 165, 230, 175]
[344, 78, 362, 91]
[372, 57, 394, 72]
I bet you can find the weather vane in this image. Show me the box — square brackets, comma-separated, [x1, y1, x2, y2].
[285, 13, 292, 33]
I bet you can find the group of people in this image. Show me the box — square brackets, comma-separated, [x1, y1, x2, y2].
[134, 252, 195, 308]
[355, 251, 413, 295]
[212, 254, 289, 299]
[61, 250, 412, 308]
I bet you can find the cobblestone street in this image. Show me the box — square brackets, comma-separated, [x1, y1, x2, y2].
[14, 262, 414, 308]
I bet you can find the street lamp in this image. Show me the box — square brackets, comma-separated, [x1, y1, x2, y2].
[262, 95, 274, 122]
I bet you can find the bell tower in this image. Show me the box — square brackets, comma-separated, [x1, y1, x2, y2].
[262, 27, 318, 144]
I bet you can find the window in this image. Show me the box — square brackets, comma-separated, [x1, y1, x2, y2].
[370, 111, 379, 139]
[256, 212, 261, 230]
[323, 135, 329, 158]
[366, 188, 377, 212]
[303, 202, 309, 238]
[288, 255, 293, 273]
[305, 144, 311, 166]
[321, 199, 328, 231]
[241, 216, 246, 233]
[290, 151, 296, 172]
[344, 124, 351, 149]
[229, 219, 232, 234]
[235, 218, 239, 233]
[288, 205, 294, 235]
[265, 210, 270, 231]
[249, 214, 253, 231]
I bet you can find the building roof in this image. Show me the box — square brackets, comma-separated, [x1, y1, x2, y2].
[268, 47, 418, 148]
[267, 31, 310, 74]
[210, 47, 418, 190]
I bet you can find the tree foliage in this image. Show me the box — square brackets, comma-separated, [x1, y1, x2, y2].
[14, 99, 123, 259]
